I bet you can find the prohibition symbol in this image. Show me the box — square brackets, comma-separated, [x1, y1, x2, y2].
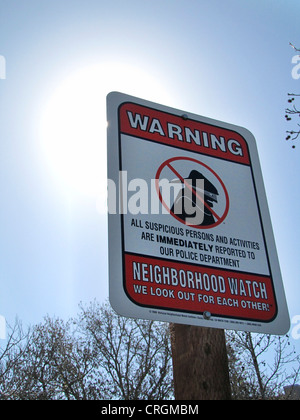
[155, 157, 229, 229]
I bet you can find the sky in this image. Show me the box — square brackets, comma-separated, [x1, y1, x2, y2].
[0, 0, 299, 358]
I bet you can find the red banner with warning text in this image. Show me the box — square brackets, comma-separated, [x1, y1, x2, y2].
[124, 253, 277, 322]
[119, 103, 250, 165]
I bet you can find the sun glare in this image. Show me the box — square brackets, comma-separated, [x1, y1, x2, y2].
[40, 62, 172, 203]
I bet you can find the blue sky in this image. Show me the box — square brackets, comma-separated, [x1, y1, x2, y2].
[0, 0, 300, 354]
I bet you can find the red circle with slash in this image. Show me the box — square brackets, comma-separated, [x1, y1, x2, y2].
[155, 156, 230, 229]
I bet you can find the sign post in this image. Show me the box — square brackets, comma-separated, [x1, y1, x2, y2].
[170, 324, 231, 400]
[107, 92, 289, 335]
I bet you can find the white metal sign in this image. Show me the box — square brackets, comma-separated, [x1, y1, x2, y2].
[107, 92, 290, 334]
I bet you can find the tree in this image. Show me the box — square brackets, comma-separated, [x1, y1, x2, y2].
[77, 301, 173, 400]
[285, 93, 300, 146]
[0, 316, 101, 400]
[0, 302, 173, 400]
[226, 331, 300, 400]
[0, 319, 29, 399]
[286, 43, 300, 148]
[1, 302, 299, 400]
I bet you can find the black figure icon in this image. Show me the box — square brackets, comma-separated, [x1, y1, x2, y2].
[171, 170, 219, 226]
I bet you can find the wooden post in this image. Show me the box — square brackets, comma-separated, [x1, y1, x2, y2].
[170, 324, 231, 400]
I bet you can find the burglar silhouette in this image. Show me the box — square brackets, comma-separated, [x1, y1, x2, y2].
[171, 170, 219, 226]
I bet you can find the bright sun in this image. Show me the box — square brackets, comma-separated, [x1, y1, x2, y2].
[40, 62, 171, 203]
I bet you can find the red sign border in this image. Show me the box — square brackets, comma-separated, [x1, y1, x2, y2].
[117, 101, 279, 325]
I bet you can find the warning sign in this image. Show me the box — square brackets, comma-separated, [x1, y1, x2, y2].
[107, 92, 290, 334]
